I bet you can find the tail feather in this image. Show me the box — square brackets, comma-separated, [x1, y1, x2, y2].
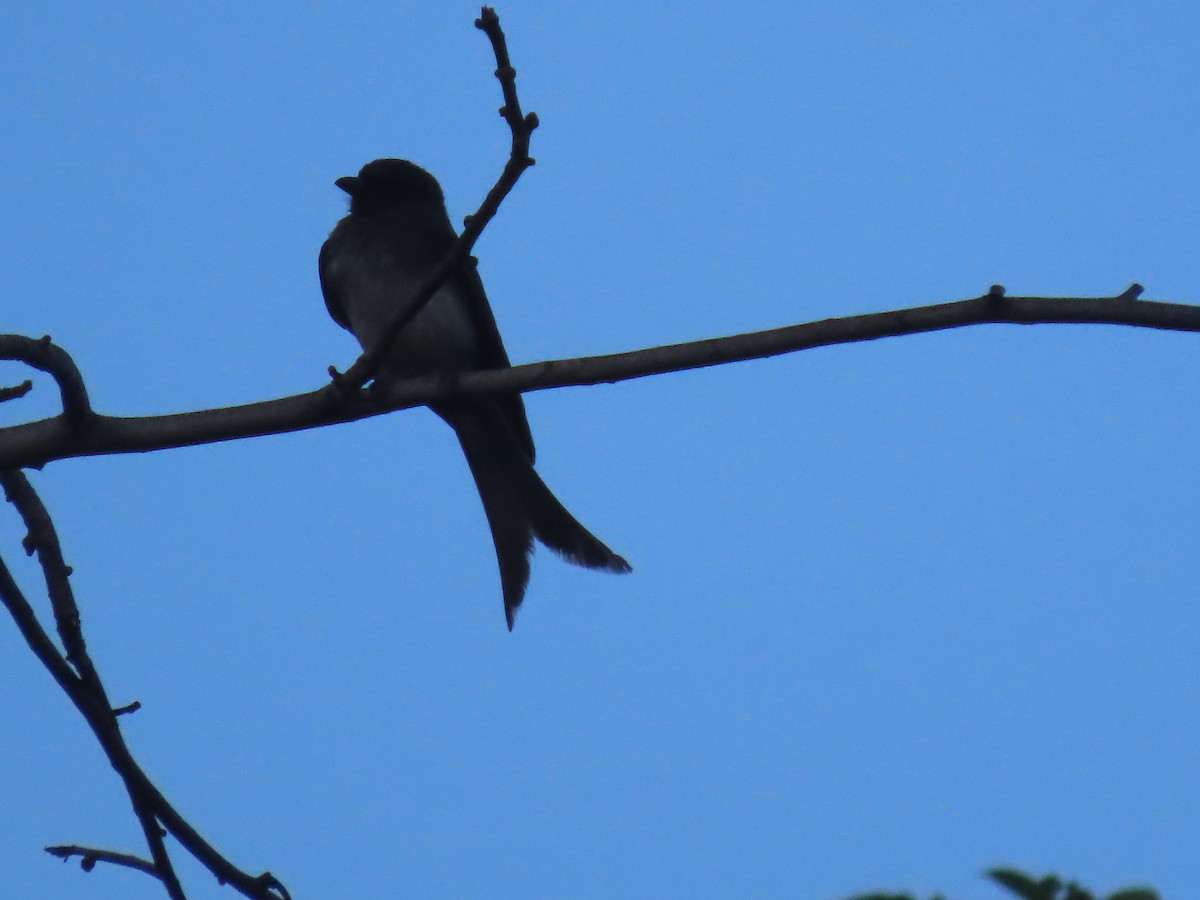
[440, 401, 630, 629]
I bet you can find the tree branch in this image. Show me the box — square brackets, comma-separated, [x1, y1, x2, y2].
[2, 283, 1195, 472]
[0, 470, 289, 900]
[0, 380, 33, 403]
[47, 844, 160, 879]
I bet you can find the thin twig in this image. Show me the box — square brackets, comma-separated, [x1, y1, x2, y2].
[0, 471, 289, 900]
[47, 844, 160, 878]
[335, 5, 538, 391]
[0, 380, 33, 403]
[5, 468, 94, 674]
[0, 539, 84, 704]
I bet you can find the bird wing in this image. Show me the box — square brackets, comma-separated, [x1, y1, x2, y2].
[318, 228, 352, 331]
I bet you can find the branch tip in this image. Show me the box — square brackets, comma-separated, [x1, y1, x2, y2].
[0, 379, 34, 403]
[326, 365, 357, 397]
[113, 700, 142, 717]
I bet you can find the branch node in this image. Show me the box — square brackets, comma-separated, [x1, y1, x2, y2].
[326, 365, 358, 398]
[986, 284, 1006, 301]
[1120, 283, 1145, 301]
[113, 700, 142, 717]
[255, 871, 294, 900]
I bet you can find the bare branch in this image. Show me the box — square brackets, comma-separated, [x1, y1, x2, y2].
[2, 469, 187, 896]
[0, 334, 94, 426]
[4, 469, 93, 674]
[0, 470, 289, 900]
[47, 844, 160, 878]
[0, 533, 84, 703]
[336, 4, 538, 391]
[0, 284, 1195, 472]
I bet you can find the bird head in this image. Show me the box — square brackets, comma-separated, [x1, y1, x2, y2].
[335, 158, 445, 214]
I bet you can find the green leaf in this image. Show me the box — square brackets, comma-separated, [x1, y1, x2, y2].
[986, 868, 1062, 900]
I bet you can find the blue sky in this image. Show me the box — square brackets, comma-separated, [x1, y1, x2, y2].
[2, 3, 1198, 899]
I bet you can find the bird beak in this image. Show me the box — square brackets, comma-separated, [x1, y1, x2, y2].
[335, 176, 360, 195]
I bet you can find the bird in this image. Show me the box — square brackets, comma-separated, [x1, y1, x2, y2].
[319, 158, 630, 629]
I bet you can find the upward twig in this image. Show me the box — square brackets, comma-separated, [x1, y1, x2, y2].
[334, 4, 538, 392]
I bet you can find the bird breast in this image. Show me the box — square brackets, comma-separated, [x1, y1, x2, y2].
[342, 271, 481, 377]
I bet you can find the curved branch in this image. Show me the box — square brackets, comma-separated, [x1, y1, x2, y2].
[0, 334, 94, 426]
[1, 284, 1195, 471]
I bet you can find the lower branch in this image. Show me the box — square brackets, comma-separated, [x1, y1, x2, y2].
[1, 471, 289, 900]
